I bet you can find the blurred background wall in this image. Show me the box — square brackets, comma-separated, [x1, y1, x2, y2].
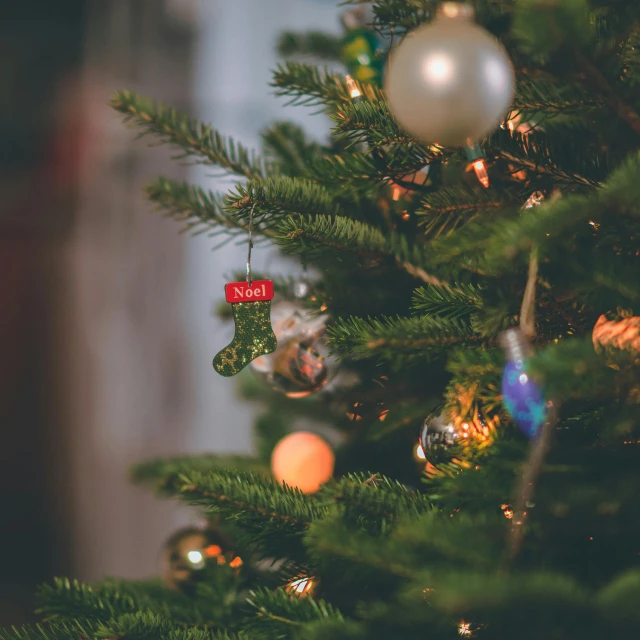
[0, 0, 338, 625]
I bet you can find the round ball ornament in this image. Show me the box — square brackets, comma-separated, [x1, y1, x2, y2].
[271, 431, 335, 494]
[384, 3, 515, 146]
[162, 526, 242, 594]
[420, 413, 460, 463]
[250, 300, 338, 398]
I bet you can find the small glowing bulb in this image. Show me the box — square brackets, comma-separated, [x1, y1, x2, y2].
[458, 621, 473, 637]
[286, 576, 317, 598]
[186, 550, 205, 568]
[345, 74, 362, 101]
[415, 443, 426, 460]
[472, 160, 490, 188]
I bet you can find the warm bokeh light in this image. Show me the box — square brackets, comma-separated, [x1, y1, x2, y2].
[285, 575, 317, 598]
[271, 431, 334, 493]
[472, 159, 490, 188]
[345, 74, 362, 100]
[186, 550, 204, 568]
[458, 621, 473, 636]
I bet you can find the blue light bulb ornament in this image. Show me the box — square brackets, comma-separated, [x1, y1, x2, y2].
[500, 328, 547, 439]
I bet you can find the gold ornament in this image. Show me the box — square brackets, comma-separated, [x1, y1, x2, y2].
[285, 574, 318, 598]
[593, 313, 640, 354]
[162, 526, 242, 593]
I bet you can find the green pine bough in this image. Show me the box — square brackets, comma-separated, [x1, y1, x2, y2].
[9, 1, 640, 638]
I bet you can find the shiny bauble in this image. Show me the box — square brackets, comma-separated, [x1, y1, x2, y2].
[250, 301, 338, 397]
[384, 3, 515, 146]
[271, 431, 335, 494]
[341, 28, 385, 85]
[162, 526, 242, 594]
[420, 413, 460, 463]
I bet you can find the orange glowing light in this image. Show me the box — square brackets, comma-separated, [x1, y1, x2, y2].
[271, 432, 334, 494]
[229, 556, 243, 568]
[204, 544, 222, 558]
[472, 160, 490, 188]
[390, 184, 403, 201]
[345, 74, 362, 100]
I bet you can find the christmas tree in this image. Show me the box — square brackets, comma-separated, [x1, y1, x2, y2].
[6, 1, 640, 638]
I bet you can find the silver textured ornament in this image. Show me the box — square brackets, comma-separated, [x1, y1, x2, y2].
[250, 300, 339, 397]
[420, 413, 459, 462]
[384, 3, 515, 146]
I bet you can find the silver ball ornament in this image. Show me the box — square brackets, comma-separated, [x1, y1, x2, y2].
[250, 300, 339, 397]
[384, 3, 515, 146]
[420, 415, 460, 458]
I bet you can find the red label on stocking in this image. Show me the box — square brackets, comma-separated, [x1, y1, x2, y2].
[225, 280, 274, 303]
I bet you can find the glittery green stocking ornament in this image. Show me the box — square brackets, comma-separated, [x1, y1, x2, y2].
[213, 280, 277, 377]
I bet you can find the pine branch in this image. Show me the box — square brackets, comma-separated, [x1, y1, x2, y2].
[275, 215, 444, 285]
[573, 50, 640, 136]
[93, 612, 241, 640]
[490, 127, 607, 187]
[133, 454, 269, 494]
[111, 90, 268, 180]
[261, 121, 325, 178]
[312, 152, 387, 194]
[417, 184, 514, 240]
[168, 470, 328, 562]
[412, 283, 485, 319]
[37, 578, 137, 622]
[271, 61, 382, 108]
[245, 588, 344, 637]
[513, 78, 604, 114]
[0, 621, 100, 640]
[328, 314, 482, 363]
[146, 177, 277, 240]
[480, 149, 640, 266]
[225, 178, 342, 229]
[369, 0, 432, 36]
[321, 473, 433, 533]
[332, 100, 416, 147]
[277, 31, 342, 60]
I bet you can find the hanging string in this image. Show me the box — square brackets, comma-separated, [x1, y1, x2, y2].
[246, 202, 256, 287]
[519, 247, 538, 338]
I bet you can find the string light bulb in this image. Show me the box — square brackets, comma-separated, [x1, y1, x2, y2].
[285, 575, 318, 598]
[465, 141, 490, 188]
[472, 159, 490, 188]
[345, 74, 363, 102]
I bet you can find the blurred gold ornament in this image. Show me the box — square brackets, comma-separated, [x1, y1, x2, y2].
[162, 527, 242, 593]
[593, 314, 640, 354]
[285, 574, 318, 598]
